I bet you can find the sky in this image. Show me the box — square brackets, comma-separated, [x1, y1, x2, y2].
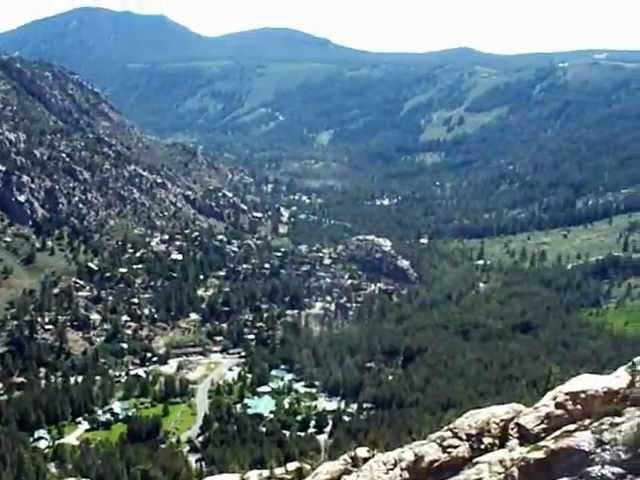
[1, 1, 639, 54]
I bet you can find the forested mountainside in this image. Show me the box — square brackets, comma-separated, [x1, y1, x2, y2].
[3, 8, 640, 480]
[2, 7, 640, 162]
[0, 55, 271, 479]
[4, 8, 640, 239]
[0, 53, 638, 480]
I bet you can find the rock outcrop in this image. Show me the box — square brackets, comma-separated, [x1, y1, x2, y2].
[0, 55, 236, 235]
[509, 364, 633, 445]
[306, 358, 640, 480]
[340, 235, 418, 284]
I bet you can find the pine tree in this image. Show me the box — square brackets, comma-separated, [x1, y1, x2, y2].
[518, 246, 528, 264]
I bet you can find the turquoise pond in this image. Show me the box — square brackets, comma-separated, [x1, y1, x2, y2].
[244, 395, 276, 416]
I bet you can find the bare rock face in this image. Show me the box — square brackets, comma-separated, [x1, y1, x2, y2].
[0, 55, 232, 234]
[490, 427, 595, 480]
[509, 365, 632, 444]
[308, 450, 373, 480]
[305, 358, 640, 480]
[340, 235, 418, 284]
[308, 404, 525, 480]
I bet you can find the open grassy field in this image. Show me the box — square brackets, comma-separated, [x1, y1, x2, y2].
[225, 62, 339, 122]
[81, 400, 196, 444]
[421, 106, 507, 142]
[82, 422, 127, 444]
[0, 246, 72, 311]
[587, 302, 640, 336]
[467, 212, 640, 264]
[603, 303, 640, 334]
[140, 401, 197, 438]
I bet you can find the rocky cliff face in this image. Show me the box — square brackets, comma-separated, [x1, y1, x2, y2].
[307, 358, 640, 480]
[340, 235, 418, 284]
[0, 55, 236, 237]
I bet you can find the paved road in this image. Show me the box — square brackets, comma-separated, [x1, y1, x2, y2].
[181, 355, 242, 442]
[54, 355, 241, 449]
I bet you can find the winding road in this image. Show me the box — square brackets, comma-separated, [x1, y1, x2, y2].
[58, 354, 242, 449]
[182, 355, 243, 442]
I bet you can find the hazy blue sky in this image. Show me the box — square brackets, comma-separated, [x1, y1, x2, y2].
[2, 1, 639, 54]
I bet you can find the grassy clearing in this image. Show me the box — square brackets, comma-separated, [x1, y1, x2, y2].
[587, 302, 640, 335]
[81, 400, 196, 444]
[605, 304, 640, 334]
[421, 106, 507, 142]
[139, 401, 197, 438]
[467, 212, 640, 265]
[0, 246, 72, 311]
[467, 67, 508, 100]
[82, 422, 127, 444]
[401, 92, 435, 116]
[164, 403, 196, 438]
[227, 62, 338, 121]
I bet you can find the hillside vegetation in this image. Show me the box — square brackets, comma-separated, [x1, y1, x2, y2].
[1, 8, 639, 160]
[3, 9, 640, 480]
[5, 9, 640, 239]
[467, 212, 640, 265]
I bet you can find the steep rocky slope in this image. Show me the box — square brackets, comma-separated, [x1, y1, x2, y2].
[0, 54, 238, 238]
[307, 358, 640, 480]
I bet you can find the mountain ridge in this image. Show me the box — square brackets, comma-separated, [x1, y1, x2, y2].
[5, 8, 640, 239]
[0, 7, 363, 65]
[4, 7, 640, 60]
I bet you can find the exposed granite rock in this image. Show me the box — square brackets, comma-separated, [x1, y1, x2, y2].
[307, 403, 525, 480]
[0, 55, 239, 235]
[509, 365, 633, 444]
[307, 452, 364, 480]
[305, 358, 640, 480]
[340, 235, 418, 284]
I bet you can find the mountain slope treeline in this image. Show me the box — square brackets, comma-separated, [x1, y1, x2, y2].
[4, 8, 640, 238]
[1, 7, 639, 159]
[0, 54, 221, 480]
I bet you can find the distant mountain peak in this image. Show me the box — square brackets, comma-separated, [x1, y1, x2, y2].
[0, 7, 360, 69]
[9, 6, 174, 30]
